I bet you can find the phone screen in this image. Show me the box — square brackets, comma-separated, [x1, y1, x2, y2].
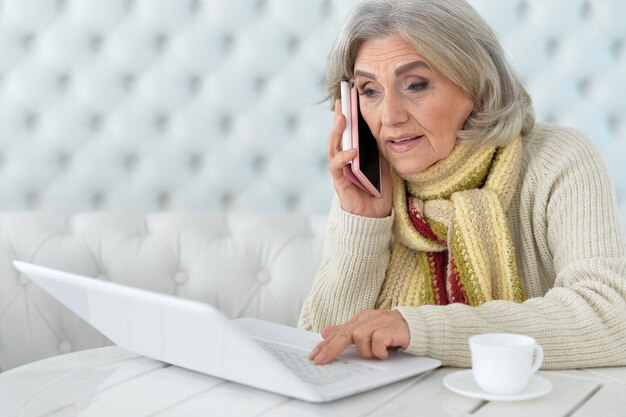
[355, 94, 381, 192]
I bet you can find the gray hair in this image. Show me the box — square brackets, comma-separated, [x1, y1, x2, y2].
[325, 0, 535, 145]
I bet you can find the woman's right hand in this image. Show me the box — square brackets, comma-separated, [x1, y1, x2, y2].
[327, 99, 393, 218]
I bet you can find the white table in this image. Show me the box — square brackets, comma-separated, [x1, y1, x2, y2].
[1, 346, 626, 417]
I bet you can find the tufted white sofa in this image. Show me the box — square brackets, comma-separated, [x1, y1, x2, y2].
[0, 0, 625, 372]
[0, 213, 327, 372]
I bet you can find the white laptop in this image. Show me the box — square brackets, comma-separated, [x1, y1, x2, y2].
[13, 260, 441, 403]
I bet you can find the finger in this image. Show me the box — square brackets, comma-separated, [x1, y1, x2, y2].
[333, 98, 342, 130]
[371, 330, 393, 360]
[321, 325, 340, 339]
[352, 327, 374, 359]
[328, 149, 357, 179]
[314, 312, 368, 362]
[326, 103, 345, 159]
[312, 331, 353, 365]
[308, 340, 326, 360]
[309, 328, 342, 360]
[324, 313, 363, 338]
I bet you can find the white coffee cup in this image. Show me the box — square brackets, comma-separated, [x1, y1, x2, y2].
[469, 333, 544, 395]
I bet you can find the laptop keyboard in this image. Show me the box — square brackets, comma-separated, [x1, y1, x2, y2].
[256, 340, 379, 386]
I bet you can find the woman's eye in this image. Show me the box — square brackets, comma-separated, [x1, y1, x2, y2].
[360, 88, 378, 98]
[408, 81, 428, 92]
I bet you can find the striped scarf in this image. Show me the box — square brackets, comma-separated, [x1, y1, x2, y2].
[376, 137, 526, 309]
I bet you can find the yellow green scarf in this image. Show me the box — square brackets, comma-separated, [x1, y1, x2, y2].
[376, 137, 526, 309]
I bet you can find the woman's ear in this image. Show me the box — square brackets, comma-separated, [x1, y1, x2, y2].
[462, 109, 475, 130]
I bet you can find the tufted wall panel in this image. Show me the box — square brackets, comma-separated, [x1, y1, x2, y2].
[0, 0, 624, 227]
[0, 213, 327, 371]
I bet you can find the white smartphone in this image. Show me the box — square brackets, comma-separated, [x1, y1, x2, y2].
[340, 80, 383, 198]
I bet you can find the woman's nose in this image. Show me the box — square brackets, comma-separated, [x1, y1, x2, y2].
[380, 91, 409, 127]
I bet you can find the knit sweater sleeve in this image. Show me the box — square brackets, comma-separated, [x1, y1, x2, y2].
[297, 195, 394, 331]
[396, 128, 626, 369]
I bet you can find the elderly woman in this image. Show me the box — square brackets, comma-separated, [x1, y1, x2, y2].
[298, 0, 626, 369]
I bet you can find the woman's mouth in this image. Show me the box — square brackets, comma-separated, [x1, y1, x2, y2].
[387, 136, 423, 153]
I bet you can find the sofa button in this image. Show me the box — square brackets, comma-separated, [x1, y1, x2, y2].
[18, 274, 30, 286]
[59, 341, 72, 354]
[256, 270, 271, 284]
[174, 271, 188, 285]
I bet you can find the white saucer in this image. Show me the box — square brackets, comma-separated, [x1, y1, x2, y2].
[443, 370, 553, 402]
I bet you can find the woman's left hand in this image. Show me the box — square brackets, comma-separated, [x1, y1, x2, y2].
[308, 310, 410, 365]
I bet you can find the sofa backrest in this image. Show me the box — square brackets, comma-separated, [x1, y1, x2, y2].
[0, 213, 326, 371]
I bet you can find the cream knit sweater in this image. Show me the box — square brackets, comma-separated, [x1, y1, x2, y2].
[298, 123, 626, 369]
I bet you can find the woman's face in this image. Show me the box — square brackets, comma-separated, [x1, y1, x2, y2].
[354, 34, 476, 174]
